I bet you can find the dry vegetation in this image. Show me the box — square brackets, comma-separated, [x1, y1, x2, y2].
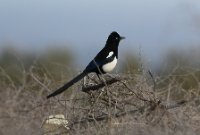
[0, 48, 200, 135]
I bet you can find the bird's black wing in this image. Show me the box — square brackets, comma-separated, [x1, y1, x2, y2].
[84, 54, 115, 73]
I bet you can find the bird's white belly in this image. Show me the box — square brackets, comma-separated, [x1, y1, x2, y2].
[102, 57, 117, 73]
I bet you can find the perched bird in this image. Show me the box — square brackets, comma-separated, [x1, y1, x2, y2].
[47, 31, 125, 99]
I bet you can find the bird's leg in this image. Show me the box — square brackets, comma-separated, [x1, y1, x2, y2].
[96, 74, 102, 81]
[92, 59, 105, 84]
[96, 73, 107, 86]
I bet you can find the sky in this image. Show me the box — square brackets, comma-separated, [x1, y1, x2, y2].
[0, 0, 200, 67]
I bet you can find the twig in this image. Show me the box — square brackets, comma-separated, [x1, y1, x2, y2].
[30, 73, 51, 92]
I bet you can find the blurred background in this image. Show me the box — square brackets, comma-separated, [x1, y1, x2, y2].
[0, 0, 200, 89]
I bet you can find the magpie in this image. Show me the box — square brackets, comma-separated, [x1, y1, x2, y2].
[47, 31, 125, 99]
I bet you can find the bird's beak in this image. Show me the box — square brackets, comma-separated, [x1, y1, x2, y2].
[120, 36, 125, 40]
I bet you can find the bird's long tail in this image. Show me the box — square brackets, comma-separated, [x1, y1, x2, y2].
[47, 71, 88, 99]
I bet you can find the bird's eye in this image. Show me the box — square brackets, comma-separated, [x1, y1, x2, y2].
[116, 37, 118, 40]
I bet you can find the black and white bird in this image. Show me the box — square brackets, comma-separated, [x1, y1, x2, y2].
[47, 31, 125, 99]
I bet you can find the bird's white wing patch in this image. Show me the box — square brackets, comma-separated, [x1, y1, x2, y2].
[106, 51, 114, 58]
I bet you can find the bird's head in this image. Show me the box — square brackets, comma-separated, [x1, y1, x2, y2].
[106, 31, 125, 47]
